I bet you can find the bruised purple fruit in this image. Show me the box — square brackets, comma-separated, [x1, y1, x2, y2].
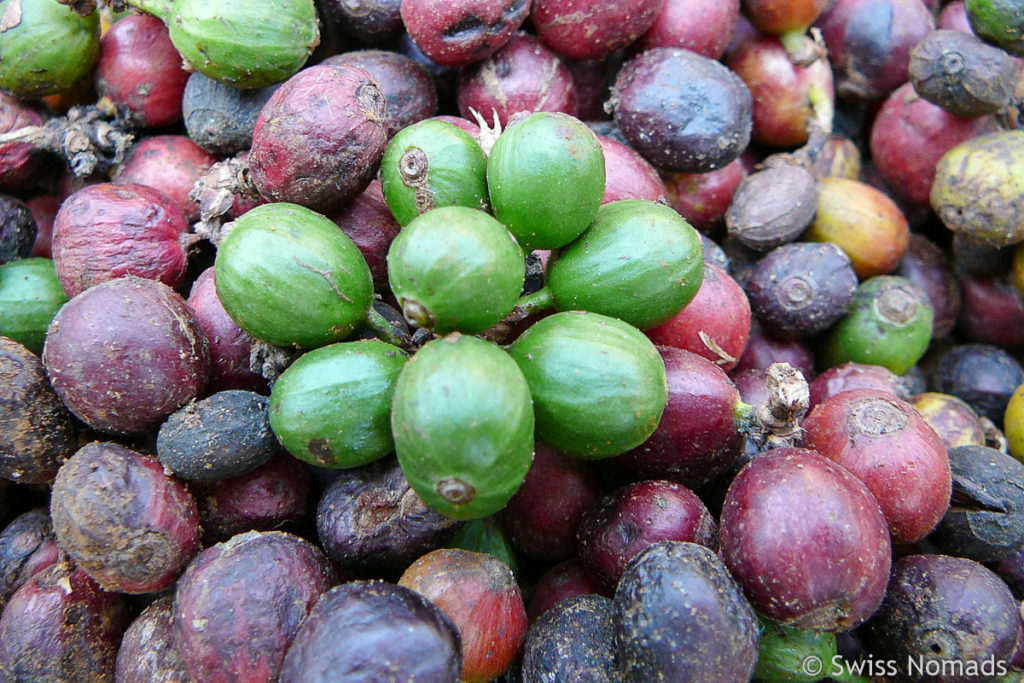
[156, 390, 279, 482]
[605, 347, 746, 488]
[249, 64, 389, 212]
[577, 480, 717, 591]
[114, 595, 189, 683]
[0, 508, 59, 612]
[498, 442, 603, 562]
[51, 183, 191, 298]
[279, 580, 462, 682]
[719, 448, 892, 631]
[527, 557, 611, 623]
[316, 457, 461, 577]
[863, 554, 1021, 682]
[456, 31, 577, 128]
[0, 562, 130, 682]
[43, 277, 210, 435]
[610, 47, 752, 173]
[323, 49, 438, 137]
[327, 180, 401, 293]
[613, 541, 759, 683]
[50, 442, 201, 594]
[186, 267, 268, 394]
[173, 531, 337, 683]
[400, 0, 530, 68]
[521, 594, 622, 682]
[0, 337, 76, 484]
[193, 455, 311, 543]
[530, 0, 663, 61]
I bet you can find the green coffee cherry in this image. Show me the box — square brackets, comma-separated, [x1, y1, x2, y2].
[392, 333, 534, 520]
[380, 120, 489, 226]
[387, 206, 524, 335]
[506, 311, 667, 459]
[487, 111, 605, 252]
[0, 0, 99, 97]
[0, 257, 68, 354]
[819, 276, 934, 375]
[269, 340, 407, 469]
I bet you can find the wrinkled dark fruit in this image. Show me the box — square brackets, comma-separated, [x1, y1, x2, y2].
[521, 594, 621, 682]
[0, 508, 59, 612]
[157, 390, 279, 482]
[727, 163, 819, 251]
[930, 343, 1024, 422]
[929, 445, 1024, 562]
[0, 562, 130, 683]
[114, 596, 189, 683]
[864, 554, 1021, 682]
[614, 541, 760, 683]
[182, 72, 281, 155]
[611, 47, 752, 173]
[0, 337, 76, 484]
[0, 193, 37, 267]
[50, 441, 201, 594]
[316, 456, 461, 577]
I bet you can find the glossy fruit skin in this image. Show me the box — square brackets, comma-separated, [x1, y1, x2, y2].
[598, 135, 668, 205]
[819, 275, 933, 375]
[546, 199, 704, 330]
[380, 120, 488, 225]
[95, 14, 188, 128]
[279, 580, 462, 683]
[0, 94, 47, 192]
[0, 0, 99, 97]
[931, 343, 1024, 423]
[507, 311, 668, 459]
[727, 35, 835, 148]
[388, 207, 524, 334]
[166, 0, 319, 89]
[114, 135, 217, 223]
[638, 0, 739, 59]
[577, 480, 717, 590]
[607, 347, 745, 488]
[249, 64, 389, 212]
[269, 340, 407, 469]
[614, 541, 760, 683]
[487, 111, 605, 251]
[611, 48, 752, 173]
[744, 0, 827, 33]
[0, 257, 67, 355]
[399, 549, 526, 683]
[392, 334, 534, 520]
[966, 0, 1024, 56]
[719, 448, 891, 631]
[214, 203, 374, 349]
[645, 263, 751, 372]
[804, 176, 910, 278]
[931, 130, 1024, 248]
[803, 389, 951, 544]
[663, 157, 747, 232]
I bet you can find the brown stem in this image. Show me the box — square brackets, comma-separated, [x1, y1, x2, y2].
[747, 362, 810, 451]
[0, 105, 134, 177]
[248, 340, 301, 387]
[190, 155, 258, 245]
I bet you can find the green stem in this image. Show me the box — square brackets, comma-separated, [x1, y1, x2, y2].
[779, 28, 809, 60]
[364, 306, 408, 348]
[124, 0, 173, 22]
[734, 401, 755, 434]
[515, 286, 554, 316]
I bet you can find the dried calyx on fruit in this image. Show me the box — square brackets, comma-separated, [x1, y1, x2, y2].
[0, 105, 133, 177]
